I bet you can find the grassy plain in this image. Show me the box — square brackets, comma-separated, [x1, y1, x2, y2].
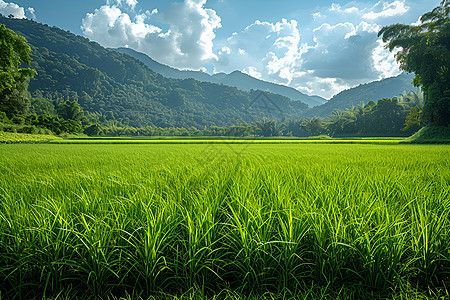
[0, 142, 449, 299]
[48, 137, 402, 145]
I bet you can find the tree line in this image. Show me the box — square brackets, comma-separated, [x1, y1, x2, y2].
[0, 90, 424, 137]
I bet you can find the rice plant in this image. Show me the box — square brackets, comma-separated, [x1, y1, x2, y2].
[0, 143, 448, 299]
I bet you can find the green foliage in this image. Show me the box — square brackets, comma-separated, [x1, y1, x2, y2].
[403, 106, 422, 132]
[1, 113, 83, 135]
[324, 96, 419, 137]
[301, 117, 325, 136]
[30, 97, 57, 115]
[402, 125, 450, 143]
[0, 143, 448, 298]
[0, 23, 36, 117]
[56, 100, 84, 121]
[253, 119, 283, 137]
[83, 124, 103, 137]
[397, 89, 425, 108]
[0, 131, 60, 143]
[379, 0, 450, 126]
[305, 73, 416, 118]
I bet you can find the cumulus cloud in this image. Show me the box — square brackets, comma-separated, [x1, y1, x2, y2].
[243, 66, 262, 79]
[294, 77, 351, 99]
[82, 0, 221, 69]
[27, 7, 36, 19]
[0, 0, 26, 18]
[293, 19, 403, 98]
[214, 15, 400, 99]
[302, 21, 381, 80]
[107, 0, 138, 9]
[321, 1, 409, 21]
[213, 0, 416, 99]
[363, 0, 409, 20]
[215, 19, 303, 86]
[372, 39, 401, 78]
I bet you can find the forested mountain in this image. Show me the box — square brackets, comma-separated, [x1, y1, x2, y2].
[115, 47, 326, 107]
[303, 73, 416, 117]
[0, 17, 307, 128]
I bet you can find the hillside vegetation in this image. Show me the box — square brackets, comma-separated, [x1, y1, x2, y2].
[304, 73, 416, 117]
[402, 126, 450, 144]
[115, 47, 326, 107]
[0, 17, 307, 129]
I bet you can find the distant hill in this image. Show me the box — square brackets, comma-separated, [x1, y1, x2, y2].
[1, 17, 308, 128]
[218, 71, 326, 107]
[114, 47, 326, 107]
[303, 73, 417, 117]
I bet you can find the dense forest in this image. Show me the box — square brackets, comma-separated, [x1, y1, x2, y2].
[115, 47, 327, 107]
[0, 91, 422, 137]
[304, 73, 416, 117]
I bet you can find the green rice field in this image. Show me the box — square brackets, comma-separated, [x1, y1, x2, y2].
[0, 142, 449, 299]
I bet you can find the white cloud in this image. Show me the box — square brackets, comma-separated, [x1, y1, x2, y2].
[216, 19, 302, 86]
[301, 21, 381, 81]
[411, 16, 422, 26]
[213, 0, 418, 99]
[125, 0, 138, 9]
[295, 77, 351, 99]
[329, 3, 342, 12]
[344, 7, 359, 14]
[243, 66, 262, 79]
[27, 7, 36, 19]
[372, 39, 401, 78]
[285, 21, 386, 98]
[82, 0, 221, 69]
[363, 0, 409, 20]
[107, 0, 138, 9]
[213, 15, 398, 99]
[0, 0, 26, 18]
[323, 1, 409, 21]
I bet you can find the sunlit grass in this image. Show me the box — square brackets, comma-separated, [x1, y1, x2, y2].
[0, 143, 449, 299]
[0, 131, 61, 143]
[49, 137, 402, 145]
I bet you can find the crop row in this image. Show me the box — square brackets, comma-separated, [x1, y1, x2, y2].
[0, 144, 449, 299]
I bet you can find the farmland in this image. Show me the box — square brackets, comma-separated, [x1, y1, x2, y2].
[0, 142, 449, 299]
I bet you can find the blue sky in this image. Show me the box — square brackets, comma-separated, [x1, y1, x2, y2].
[0, 0, 441, 98]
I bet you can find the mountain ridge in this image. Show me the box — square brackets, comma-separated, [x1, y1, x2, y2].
[114, 47, 326, 107]
[303, 73, 417, 117]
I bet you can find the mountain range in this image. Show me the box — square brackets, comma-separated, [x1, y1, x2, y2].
[304, 73, 416, 117]
[114, 47, 326, 108]
[114, 48, 417, 118]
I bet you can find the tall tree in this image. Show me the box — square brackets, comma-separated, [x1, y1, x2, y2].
[378, 0, 449, 126]
[0, 24, 36, 117]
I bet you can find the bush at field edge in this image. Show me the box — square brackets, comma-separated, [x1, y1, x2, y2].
[0, 131, 61, 143]
[401, 126, 450, 144]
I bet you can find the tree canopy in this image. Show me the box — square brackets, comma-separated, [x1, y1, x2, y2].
[0, 24, 36, 117]
[378, 0, 449, 126]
